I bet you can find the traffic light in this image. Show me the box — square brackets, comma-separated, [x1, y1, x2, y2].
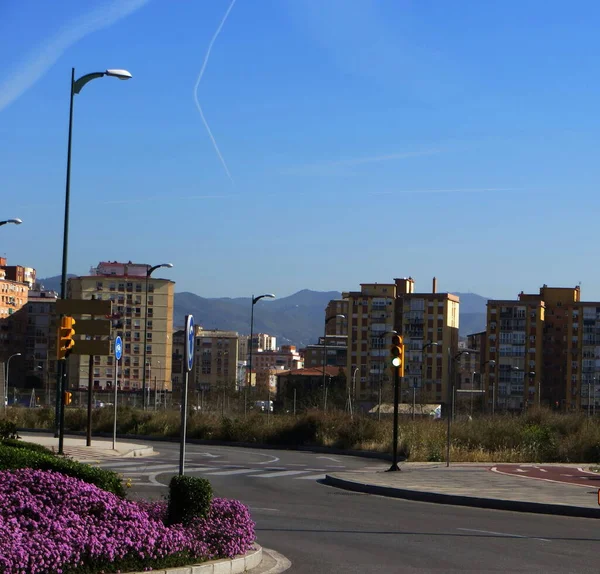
[64, 391, 72, 406]
[57, 316, 76, 360]
[390, 334, 405, 377]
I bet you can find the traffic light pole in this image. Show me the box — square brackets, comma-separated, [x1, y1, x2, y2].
[58, 363, 67, 454]
[388, 365, 401, 472]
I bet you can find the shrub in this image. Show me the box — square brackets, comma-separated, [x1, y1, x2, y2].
[167, 475, 213, 526]
[0, 469, 256, 574]
[0, 420, 19, 440]
[0, 438, 54, 455]
[0, 444, 125, 497]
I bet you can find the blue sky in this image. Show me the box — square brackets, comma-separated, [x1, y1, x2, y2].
[2, 0, 600, 300]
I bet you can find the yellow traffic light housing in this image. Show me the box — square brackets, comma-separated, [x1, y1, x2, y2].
[57, 316, 76, 360]
[390, 334, 405, 377]
[64, 391, 72, 406]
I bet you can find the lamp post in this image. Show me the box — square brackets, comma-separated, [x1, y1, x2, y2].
[447, 350, 468, 467]
[349, 366, 359, 418]
[142, 263, 173, 410]
[4, 353, 22, 411]
[418, 341, 439, 420]
[373, 330, 397, 419]
[482, 359, 496, 416]
[0, 218, 22, 227]
[247, 294, 275, 417]
[322, 314, 345, 411]
[57, 67, 132, 453]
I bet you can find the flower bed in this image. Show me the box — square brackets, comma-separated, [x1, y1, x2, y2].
[0, 469, 255, 574]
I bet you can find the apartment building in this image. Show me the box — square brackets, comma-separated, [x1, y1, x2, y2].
[252, 345, 303, 388]
[0, 258, 33, 392]
[23, 289, 58, 396]
[0, 259, 29, 319]
[303, 336, 347, 370]
[193, 328, 239, 392]
[342, 276, 459, 406]
[67, 261, 174, 393]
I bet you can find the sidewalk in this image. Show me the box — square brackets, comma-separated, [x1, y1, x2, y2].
[18, 432, 155, 460]
[325, 462, 600, 519]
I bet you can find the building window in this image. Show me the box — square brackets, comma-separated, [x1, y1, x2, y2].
[96, 282, 103, 291]
[148, 284, 155, 293]
[146, 345, 152, 355]
[147, 320, 152, 330]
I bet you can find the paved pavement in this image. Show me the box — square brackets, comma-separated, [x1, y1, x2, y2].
[18, 432, 155, 460]
[325, 461, 600, 519]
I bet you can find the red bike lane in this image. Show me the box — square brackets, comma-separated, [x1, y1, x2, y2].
[491, 464, 600, 487]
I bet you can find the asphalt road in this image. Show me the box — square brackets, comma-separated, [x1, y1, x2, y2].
[92, 442, 600, 573]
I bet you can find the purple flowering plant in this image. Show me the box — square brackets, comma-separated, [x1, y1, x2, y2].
[0, 469, 255, 574]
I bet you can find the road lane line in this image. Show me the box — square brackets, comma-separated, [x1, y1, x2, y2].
[202, 469, 263, 476]
[458, 528, 549, 542]
[255, 470, 308, 478]
[317, 456, 341, 462]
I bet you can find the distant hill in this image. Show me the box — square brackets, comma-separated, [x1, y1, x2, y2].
[36, 275, 490, 345]
[173, 289, 343, 348]
[452, 292, 488, 335]
[35, 274, 76, 294]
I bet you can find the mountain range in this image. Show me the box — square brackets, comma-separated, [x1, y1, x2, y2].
[37, 275, 488, 347]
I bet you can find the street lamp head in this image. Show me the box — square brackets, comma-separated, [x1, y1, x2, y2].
[263, 294, 275, 299]
[8, 218, 22, 225]
[105, 69, 132, 80]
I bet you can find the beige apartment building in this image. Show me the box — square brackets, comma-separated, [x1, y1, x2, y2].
[193, 328, 239, 392]
[485, 285, 600, 412]
[342, 276, 459, 407]
[67, 261, 174, 394]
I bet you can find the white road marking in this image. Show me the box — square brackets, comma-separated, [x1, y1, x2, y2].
[516, 469, 527, 473]
[118, 464, 178, 474]
[458, 528, 549, 542]
[193, 452, 220, 458]
[317, 456, 341, 462]
[256, 470, 308, 478]
[202, 469, 263, 476]
[539, 468, 548, 473]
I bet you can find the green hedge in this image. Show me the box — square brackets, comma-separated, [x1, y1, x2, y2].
[0, 444, 126, 497]
[1, 438, 55, 455]
[167, 475, 213, 526]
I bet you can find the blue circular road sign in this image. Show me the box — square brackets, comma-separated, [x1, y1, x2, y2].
[114, 336, 123, 361]
[186, 315, 194, 372]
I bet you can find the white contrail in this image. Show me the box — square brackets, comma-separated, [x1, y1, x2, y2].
[0, 0, 149, 112]
[193, 0, 237, 184]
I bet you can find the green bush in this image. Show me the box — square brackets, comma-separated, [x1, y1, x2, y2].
[167, 475, 213, 526]
[0, 444, 125, 497]
[0, 438, 55, 455]
[0, 420, 20, 440]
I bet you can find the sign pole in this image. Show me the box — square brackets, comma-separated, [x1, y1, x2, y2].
[112, 336, 122, 450]
[179, 315, 194, 476]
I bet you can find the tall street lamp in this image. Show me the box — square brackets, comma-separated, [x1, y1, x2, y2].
[142, 263, 173, 409]
[446, 349, 469, 467]
[322, 314, 345, 411]
[0, 218, 22, 227]
[417, 341, 439, 419]
[5, 353, 22, 411]
[247, 294, 275, 415]
[482, 359, 496, 416]
[57, 67, 131, 452]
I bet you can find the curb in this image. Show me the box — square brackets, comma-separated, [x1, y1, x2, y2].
[324, 474, 600, 519]
[125, 544, 262, 574]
